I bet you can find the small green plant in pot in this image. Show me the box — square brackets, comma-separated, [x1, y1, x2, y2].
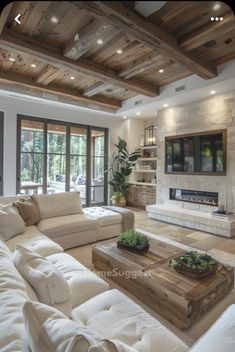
[117, 230, 149, 253]
[169, 251, 218, 279]
[111, 191, 126, 207]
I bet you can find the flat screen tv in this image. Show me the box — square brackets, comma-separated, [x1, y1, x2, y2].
[165, 129, 227, 175]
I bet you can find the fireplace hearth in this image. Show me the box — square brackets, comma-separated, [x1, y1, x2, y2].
[170, 188, 218, 206]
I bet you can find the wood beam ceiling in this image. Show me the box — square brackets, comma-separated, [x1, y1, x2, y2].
[0, 30, 158, 97]
[179, 12, 235, 51]
[75, 1, 217, 80]
[0, 3, 13, 35]
[36, 65, 62, 85]
[83, 82, 112, 97]
[0, 70, 121, 109]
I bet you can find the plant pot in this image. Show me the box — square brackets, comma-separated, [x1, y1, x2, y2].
[118, 196, 126, 207]
[117, 240, 149, 254]
[172, 260, 218, 279]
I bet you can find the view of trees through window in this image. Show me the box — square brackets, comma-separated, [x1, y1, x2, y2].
[18, 117, 108, 206]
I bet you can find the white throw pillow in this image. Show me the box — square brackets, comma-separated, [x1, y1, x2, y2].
[32, 192, 83, 219]
[23, 301, 138, 352]
[0, 204, 25, 240]
[14, 245, 72, 317]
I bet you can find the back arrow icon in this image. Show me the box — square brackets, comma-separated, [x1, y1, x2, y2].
[14, 14, 21, 24]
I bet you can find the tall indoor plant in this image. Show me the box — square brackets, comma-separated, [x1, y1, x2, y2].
[107, 137, 141, 207]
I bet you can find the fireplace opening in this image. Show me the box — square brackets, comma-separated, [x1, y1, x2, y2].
[170, 188, 218, 206]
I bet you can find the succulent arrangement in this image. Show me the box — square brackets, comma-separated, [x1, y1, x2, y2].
[118, 230, 149, 252]
[169, 251, 218, 278]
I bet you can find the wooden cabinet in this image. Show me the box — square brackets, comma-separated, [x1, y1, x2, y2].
[127, 184, 156, 209]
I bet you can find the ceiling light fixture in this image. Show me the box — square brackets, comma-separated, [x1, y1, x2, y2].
[50, 16, 59, 24]
[163, 104, 168, 108]
[97, 39, 103, 45]
[123, 116, 127, 119]
[70, 76, 75, 80]
[30, 63, 37, 68]
[210, 90, 216, 94]
[213, 2, 221, 11]
[9, 57, 15, 62]
[158, 68, 164, 73]
[116, 49, 123, 54]
[136, 112, 141, 116]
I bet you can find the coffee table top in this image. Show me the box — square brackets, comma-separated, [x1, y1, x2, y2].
[93, 238, 233, 301]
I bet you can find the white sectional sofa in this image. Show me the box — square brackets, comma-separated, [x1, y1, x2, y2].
[0, 192, 124, 249]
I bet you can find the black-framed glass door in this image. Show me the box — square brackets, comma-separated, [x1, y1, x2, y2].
[0, 112, 3, 195]
[16, 115, 108, 207]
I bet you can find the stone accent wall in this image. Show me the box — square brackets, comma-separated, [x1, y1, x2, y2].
[156, 91, 235, 213]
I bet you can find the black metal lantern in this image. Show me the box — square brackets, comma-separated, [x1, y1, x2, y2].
[144, 124, 157, 146]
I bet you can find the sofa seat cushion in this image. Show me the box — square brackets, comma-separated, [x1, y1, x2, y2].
[189, 304, 235, 352]
[72, 289, 188, 352]
[84, 207, 122, 226]
[37, 214, 97, 238]
[0, 240, 29, 351]
[47, 253, 109, 307]
[6, 225, 63, 257]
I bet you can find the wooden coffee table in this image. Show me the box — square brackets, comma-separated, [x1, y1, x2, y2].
[92, 238, 234, 330]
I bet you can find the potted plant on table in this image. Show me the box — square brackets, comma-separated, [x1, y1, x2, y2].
[169, 251, 218, 279]
[117, 230, 150, 253]
[106, 137, 141, 207]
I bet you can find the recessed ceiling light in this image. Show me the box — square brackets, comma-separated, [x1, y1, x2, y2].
[163, 104, 168, 108]
[70, 76, 75, 80]
[158, 68, 164, 73]
[210, 90, 216, 94]
[136, 112, 141, 116]
[97, 39, 103, 45]
[30, 63, 37, 68]
[9, 57, 15, 62]
[123, 116, 127, 119]
[116, 49, 123, 54]
[213, 2, 221, 11]
[51, 16, 59, 24]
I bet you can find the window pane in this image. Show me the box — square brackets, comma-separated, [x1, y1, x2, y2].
[91, 186, 104, 204]
[91, 130, 105, 157]
[48, 124, 66, 154]
[70, 155, 87, 201]
[71, 127, 87, 155]
[20, 153, 44, 194]
[21, 120, 44, 153]
[47, 154, 66, 193]
[92, 157, 104, 183]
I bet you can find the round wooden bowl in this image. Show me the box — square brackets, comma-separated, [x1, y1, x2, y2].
[173, 261, 218, 279]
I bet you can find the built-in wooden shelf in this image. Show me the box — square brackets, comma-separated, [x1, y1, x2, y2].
[135, 169, 157, 173]
[138, 158, 157, 161]
[129, 182, 156, 187]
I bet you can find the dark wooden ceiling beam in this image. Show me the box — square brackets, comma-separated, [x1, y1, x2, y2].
[64, 18, 104, 60]
[75, 1, 217, 80]
[0, 70, 121, 109]
[0, 3, 13, 35]
[83, 81, 112, 97]
[0, 30, 158, 97]
[179, 12, 235, 51]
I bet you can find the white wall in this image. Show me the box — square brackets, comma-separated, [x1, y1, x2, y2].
[0, 95, 126, 195]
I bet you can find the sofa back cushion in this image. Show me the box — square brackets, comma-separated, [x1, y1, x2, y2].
[0, 240, 29, 351]
[0, 204, 25, 240]
[14, 245, 72, 317]
[13, 198, 41, 226]
[32, 192, 83, 219]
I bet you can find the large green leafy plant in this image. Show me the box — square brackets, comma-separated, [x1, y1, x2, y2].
[107, 137, 141, 196]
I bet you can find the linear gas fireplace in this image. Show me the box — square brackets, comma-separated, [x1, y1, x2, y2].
[170, 188, 218, 206]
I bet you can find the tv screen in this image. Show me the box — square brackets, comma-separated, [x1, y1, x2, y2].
[165, 130, 226, 175]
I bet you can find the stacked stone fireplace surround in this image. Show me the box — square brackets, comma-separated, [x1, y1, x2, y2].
[146, 91, 235, 238]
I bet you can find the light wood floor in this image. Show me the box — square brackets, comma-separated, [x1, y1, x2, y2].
[133, 208, 235, 262]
